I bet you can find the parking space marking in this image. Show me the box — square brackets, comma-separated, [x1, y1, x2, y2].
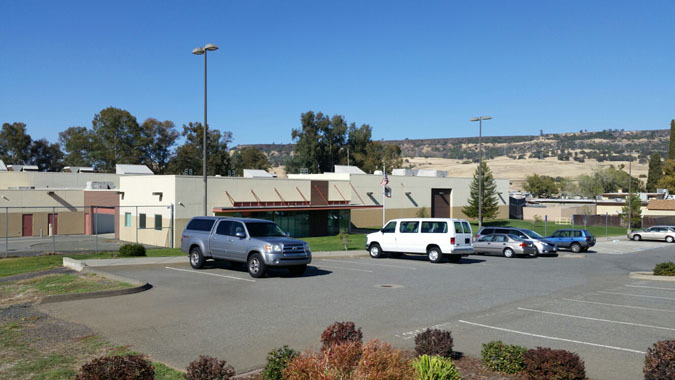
[316, 264, 373, 273]
[165, 267, 256, 282]
[517, 307, 675, 331]
[597, 291, 675, 300]
[322, 259, 416, 270]
[458, 320, 646, 354]
[562, 299, 675, 313]
[625, 284, 675, 291]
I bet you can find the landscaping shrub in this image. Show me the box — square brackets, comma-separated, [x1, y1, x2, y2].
[653, 262, 675, 276]
[353, 339, 416, 380]
[321, 321, 363, 350]
[262, 346, 298, 380]
[118, 243, 146, 257]
[644, 340, 675, 380]
[481, 340, 527, 374]
[185, 355, 235, 380]
[522, 347, 586, 380]
[414, 329, 454, 358]
[412, 354, 461, 380]
[75, 354, 154, 380]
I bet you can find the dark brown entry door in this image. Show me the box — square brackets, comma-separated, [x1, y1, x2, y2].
[48, 213, 58, 235]
[431, 189, 451, 218]
[22, 214, 33, 236]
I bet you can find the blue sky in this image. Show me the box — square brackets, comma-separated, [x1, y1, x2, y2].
[1, 1, 674, 146]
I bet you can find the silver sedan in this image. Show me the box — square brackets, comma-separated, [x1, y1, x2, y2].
[628, 226, 675, 243]
[473, 234, 538, 258]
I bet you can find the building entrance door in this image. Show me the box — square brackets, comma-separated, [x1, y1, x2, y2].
[22, 214, 33, 236]
[431, 189, 451, 218]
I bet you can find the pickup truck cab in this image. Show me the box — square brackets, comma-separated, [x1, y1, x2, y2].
[180, 216, 311, 278]
[366, 218, 473, 263]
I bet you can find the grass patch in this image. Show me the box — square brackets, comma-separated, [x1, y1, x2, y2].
[300, 234, 367, 252]
[154, 361, 185, 380]
[469, 219, 626, 237]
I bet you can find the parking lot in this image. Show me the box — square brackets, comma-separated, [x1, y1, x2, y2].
[38, 242, 675, 379]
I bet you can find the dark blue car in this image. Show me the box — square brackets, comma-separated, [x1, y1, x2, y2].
[546, 229, 596, 253]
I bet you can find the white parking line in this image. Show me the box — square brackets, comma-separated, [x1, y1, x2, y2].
[165, 267, 256, 282]
[562, 298, 675, 313]
[625, 284, 675, 291]
[458, 320, 646, 354]
[597, 291, 675, 300]
[322, 259, 416, 270]
[517, 307, 675, 331]
[317, 264, 373, 273]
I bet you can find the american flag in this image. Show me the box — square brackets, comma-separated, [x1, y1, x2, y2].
[380, 170, 389, 186]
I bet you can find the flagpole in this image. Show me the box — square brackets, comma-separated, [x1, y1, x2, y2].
[382, 163, 386, 227]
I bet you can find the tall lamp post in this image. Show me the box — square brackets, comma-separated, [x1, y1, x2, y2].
[627, 152, 635, 235]
[192, 43, 219, 216]
[470, 116, 492, 230]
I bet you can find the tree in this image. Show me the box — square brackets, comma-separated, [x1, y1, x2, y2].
[169, 122, 232, 176]
[577, 166, 642, 197]
[523, 174, 558, 198]
[141, 118, 179, 174]
[90, 107, 146, 172]
[29, 139, 64, 172]
[231, 146, 271, 176]
[646, 153, 663, 192]
[621, 193, 642, 228]
[59, 126, 95, 167]
[0, 122, 32, 164]
[670, 119, 675, 159]
[657, 159, 675, 193]
[462, 161, 499, 223]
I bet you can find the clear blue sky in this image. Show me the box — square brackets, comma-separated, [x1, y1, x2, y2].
[1, 0, 673, 146]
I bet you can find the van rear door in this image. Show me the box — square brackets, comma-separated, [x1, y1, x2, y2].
[453, 221, 472, 249]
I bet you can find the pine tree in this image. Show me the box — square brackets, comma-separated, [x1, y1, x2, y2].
[669, 119, 675, 159]
[621, 193, 642, 229]
[646, 153, 663, 192]
[462, 161, 499, 223]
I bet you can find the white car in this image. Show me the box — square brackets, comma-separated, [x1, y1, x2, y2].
[366, 218, 474, 263]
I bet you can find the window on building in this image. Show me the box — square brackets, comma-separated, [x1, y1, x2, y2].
[155, 215, 162, 230]
[125, 213, 131, 227]
[139, 214, 146, 229]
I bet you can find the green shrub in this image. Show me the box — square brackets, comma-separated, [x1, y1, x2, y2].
[522, 347, 586, 380]
[262, 346, 297, 380]
[653, 262, 675, 276]
[185, 355, 235, 380]
[412, 355, 461, 380]
[75, 354, 154, 380]
[414, 329, 454, 358]
[321, 321, 363, 351]
[118, 243, 146, 257]
[481, 340, 527, 374]
[644, 340, 675, 380]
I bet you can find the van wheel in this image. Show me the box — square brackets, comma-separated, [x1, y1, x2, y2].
[369, 243, 383, 259]
[570, 243, 582, 253]
[666, 236, 674, 243]
[288, 264, 306, 276]
[447, 255, 461, 263]
[503, 248, 514, 258]
[633, 235, 641, 241]
[189, 247, 205, 269]
[248, 253, 267, 278]
[427, 247, 443, 263]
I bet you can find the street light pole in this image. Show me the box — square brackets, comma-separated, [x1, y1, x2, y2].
[192, 43, 219, 216]
[627, 154, 633, 235]
[470, 116, 492, 230]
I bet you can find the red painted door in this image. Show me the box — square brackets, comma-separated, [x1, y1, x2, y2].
[48, 214, 58, 235]
[22, 214, 33, 236]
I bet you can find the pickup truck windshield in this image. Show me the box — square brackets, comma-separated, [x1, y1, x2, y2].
[245, 222, 286, 237]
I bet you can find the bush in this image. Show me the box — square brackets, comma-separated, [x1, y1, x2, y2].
[414, 329, 454, 358]
[644, 340, 675, 380]
[481, 340, 527, 374]
[353, 340, 416, 380]
[412, 354, 461, 380]
[321, 321, 363, 350]
[653, 262, 675, 276]
[262, 346, 298, 380]
[75, 354, 154, 380]
[118, 243, 146, 257]
[522, 347, 586, 380]
[185, 355, 235, 380]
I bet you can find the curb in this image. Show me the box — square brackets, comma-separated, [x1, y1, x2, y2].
[629, 272, 675, 282]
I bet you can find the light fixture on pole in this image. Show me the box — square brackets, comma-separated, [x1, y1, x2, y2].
[470, 116, 492, 230]
[192, 43, 219, 216]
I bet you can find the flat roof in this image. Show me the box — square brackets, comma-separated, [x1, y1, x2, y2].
[213, 204, 382, 213]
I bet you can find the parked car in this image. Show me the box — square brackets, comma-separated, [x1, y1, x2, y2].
[476, 227, 557, 255]
[546, 229, 596, 253]
[180, 216, 311, 278]
[628, 226, 675, 243]
[473, 234, 537, 258]
[366, 218, 473, 263]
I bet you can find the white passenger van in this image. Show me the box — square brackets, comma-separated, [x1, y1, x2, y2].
[366, 218, 474, 263]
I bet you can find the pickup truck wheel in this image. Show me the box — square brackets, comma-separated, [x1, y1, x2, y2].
[570, 243, 582, 253]
[503, 248, 514, 258]
[247, 253, 267, 278]
[427, 247, 443, 263]
[666, 236, 674, 243]
[369, 243, 383, 259]
[447, 255, 461, 263]
[632, 235, 641, 241]
[288, 264, 307, 276]
[189, 247, 205, 269]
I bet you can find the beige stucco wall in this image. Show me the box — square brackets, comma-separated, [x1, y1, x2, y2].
[643, 209, 675, 216]
[522, 205, 596, 221]
[0, 172, 120, 189]
[597, 204, 648, 216]
[0, 213, 21, 238]
[0, 189, 86, 237]
[119, 216, 173, 247]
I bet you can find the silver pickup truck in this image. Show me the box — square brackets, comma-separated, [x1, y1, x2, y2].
[180, 216, 311, 278]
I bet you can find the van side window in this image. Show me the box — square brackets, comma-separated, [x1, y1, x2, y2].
[462, 221, 471, 234]
[422, 222, 447, 233]
[399, 221, 419, 233]
[382, 221, 397, 233]
[454, 222, 464, 233]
